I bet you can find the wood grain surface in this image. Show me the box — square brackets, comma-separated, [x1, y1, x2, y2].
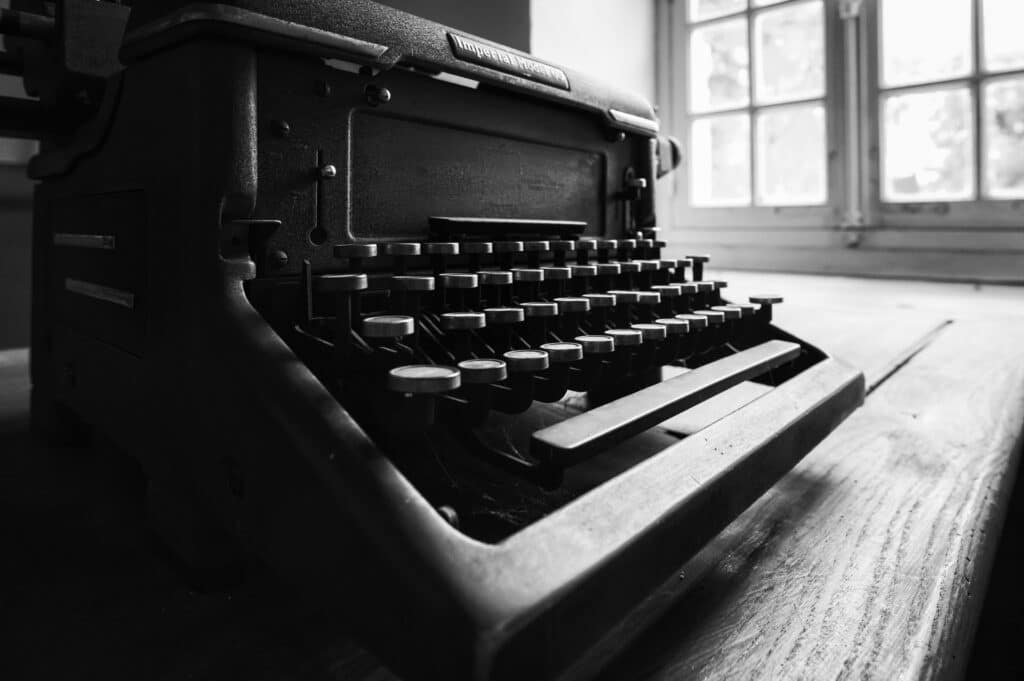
[2, 274, 1024, 681]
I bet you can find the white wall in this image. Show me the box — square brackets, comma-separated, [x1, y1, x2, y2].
[530, 0, 657, 103]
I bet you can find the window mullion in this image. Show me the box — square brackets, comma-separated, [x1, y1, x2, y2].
[746, 7, 757, 206]
[971, 0, 983, 199]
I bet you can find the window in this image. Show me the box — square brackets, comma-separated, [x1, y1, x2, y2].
[876, 0, 1024, 206]
[674, 0, 835, 225]
[665, 0, 1024, 232]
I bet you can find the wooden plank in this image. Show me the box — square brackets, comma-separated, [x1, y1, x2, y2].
[584, 318, 1024, 681]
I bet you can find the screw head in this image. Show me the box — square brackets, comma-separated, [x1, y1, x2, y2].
[270, 119, 291, 137]
[269, 249, 289, 268]
[319, 163, 337, 179]
[364, 84, 392, 106]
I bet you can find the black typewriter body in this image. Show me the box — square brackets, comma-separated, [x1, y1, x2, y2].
[3, 2, 865, 679]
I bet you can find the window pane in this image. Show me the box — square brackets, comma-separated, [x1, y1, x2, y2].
[753, 0, 788, 6]
[882, 87, 975, 202]
[983, 77, 1024, 199]
[691, 113, 751, 206]
[689, 18, 750, 113]
[881, 0, 972, 88]
[754, 1, 824, 105]
[689, 0, 745, 22]
[756, 104, 827, 205]
[983, 0, 1024, 72]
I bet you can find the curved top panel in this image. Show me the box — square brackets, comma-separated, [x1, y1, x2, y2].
[121, 0, 659, 135]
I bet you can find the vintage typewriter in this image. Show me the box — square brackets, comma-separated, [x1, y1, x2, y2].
[1, 1, 865, 678]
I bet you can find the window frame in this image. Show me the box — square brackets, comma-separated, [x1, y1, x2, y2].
[864, 0, 1024, 229]
[667, 0, 848, 229]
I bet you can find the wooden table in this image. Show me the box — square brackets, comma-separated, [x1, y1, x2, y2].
[2, 271, 1023, 681]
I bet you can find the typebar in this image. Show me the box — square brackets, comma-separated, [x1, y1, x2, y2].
[428, 216, 587, 239]
[531, 340, 802, 464]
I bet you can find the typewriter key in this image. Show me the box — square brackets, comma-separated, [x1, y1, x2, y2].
[520, 302, 558, 317]
[541, 342, 584, 363]
[710, 305, 742, 320]
[605, 328, 642, 346]
[387, 365, 460, 393]
[439, 273, 479, 289]
[484, 307, 524, 324]
[503, 349, 549, 372]
[512, 268, 545, 282]
[674, 313, 707, 330]
[693, 309, 725, 325]
[553, 297, 590, 314]
[726, 303, 757, 318]
[655, 318, 689, 335]
[363, 315, 416, 338]
[631, 323, 667, 342]
[749, 294, 782, 323]
[332, 243, 378, 272]
[458, 359, 508, 384]
[686, 253, 710, 280]
[575, 335, 615, 354]
[423, 242, 459, 255]
[391, 275, 435, 291]
[478, 271, 514, 286]
[440, 312, 486, 330]
[550, 240, 577, 267]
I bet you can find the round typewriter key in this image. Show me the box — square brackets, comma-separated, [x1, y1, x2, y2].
[458, 359, 507, 384]
[524, 240, 551, 252]
[636, 239, 654, 249]
[477, 270, 514, 286]
[575, 239, 598, 251]
[423, 242, 460, 255]
[654, 240, 668, 249]
[714, 280, 729, 289]
[680, 282, 700, 295]
[462, 241, 494, 254]
[582, 293, 617, 308]
[493, 241, 524, 253]
[711, 305, 742, 320]
[541, 266, 572, 280]
[655, 318, 690, 335]
[596, 239, 618, 250]
[362, 314, 416, 338]
[694, 281, 716, 293]
[390, 275, 435, 291]
[575, 334, 616, 354]
[727, 303, 757, 317]
[333, 243, 378, 259]
[618, 239, 637, 249]
[440, 312, 486, 330]
[388, 365, 461, 393]
[631, 323, 667, 341]
[438, 273, 479, 289]
[750, 294, 784, 304]
[570, 265, 597, 278]
[693, 309, 725, 325]
[675, 313, 708, 330]
[637, 260, 660, 272]
[503, 349, 549, 372]
[605, 328, 643, 346]
[607, 289, 641, 304]
[512, 268, 545, 282]
[596, 263, 622, 276]
[520, 301, 559, 317]
[635, 291, 661, 305]
[617, 261, 642, 274]
[550, 240, 577, 251]
[484, 307, 525, 324]
[541, 342, 584, 363]
[313, 273, 368, 293]
[686, 254, 711, 263]
[658, 260, 676, 270]
[651, 284, 682, 298]
[675, 258, 693, 270]
[385, 242, 421, 256]
[554, 297, 590, 313]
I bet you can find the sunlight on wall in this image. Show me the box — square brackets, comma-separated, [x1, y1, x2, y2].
[530, 0, 656, 103]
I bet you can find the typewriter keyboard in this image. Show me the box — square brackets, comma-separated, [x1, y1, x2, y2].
[247, 227, 802, 541]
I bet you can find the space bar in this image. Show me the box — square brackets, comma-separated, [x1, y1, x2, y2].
[531, 340, 802, 465]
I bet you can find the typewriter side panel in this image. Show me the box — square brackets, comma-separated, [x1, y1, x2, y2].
[28, 40, 502, 680]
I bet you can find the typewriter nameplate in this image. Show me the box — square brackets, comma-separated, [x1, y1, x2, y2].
[448, 33, 570, 90]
